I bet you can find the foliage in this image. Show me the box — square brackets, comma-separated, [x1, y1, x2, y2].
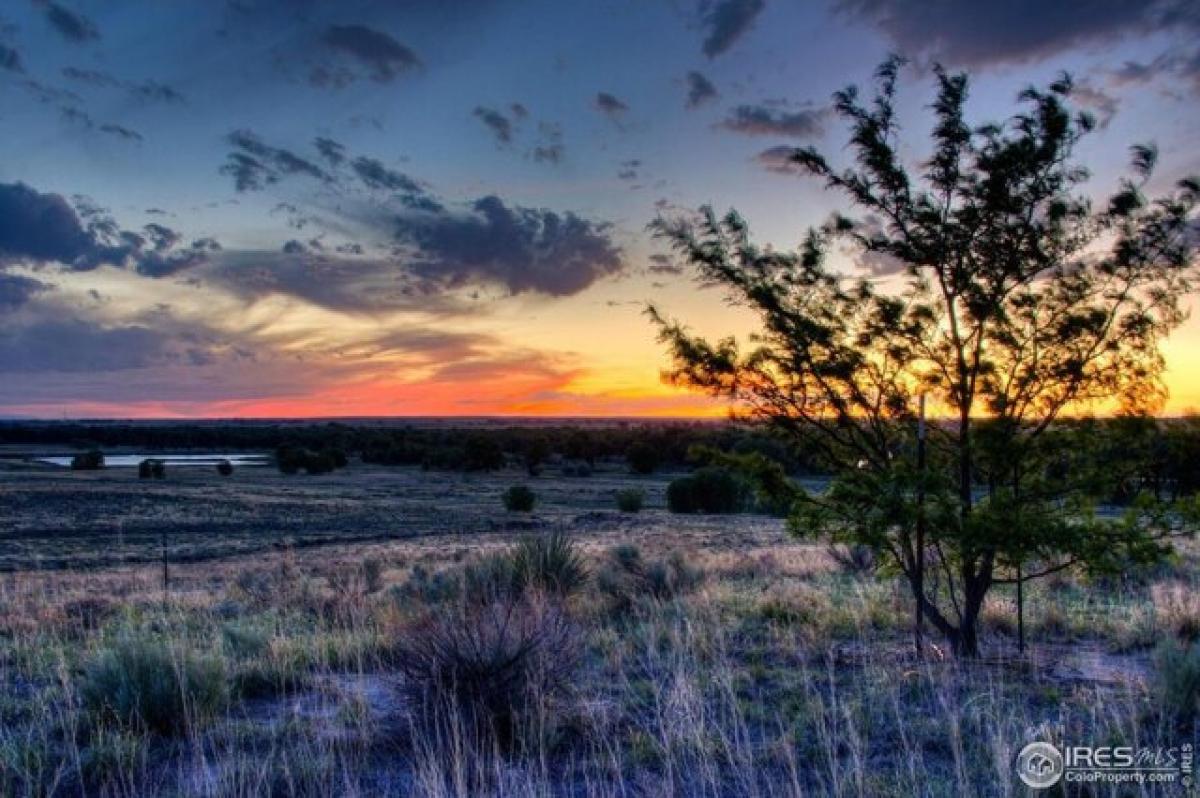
[615, 488, 645, 513]
[275, 445, 346, 475]
[595, 545, 704, 612]
[393, 595, 580, 749]
[666, 466, 746, 514]
[71, 449, 104, 470]
[625, 441, 660, 474]
[509, 533, 589, 598]
[216, 459, 234, 477]
[137, 459, 165, 479]
[1153, 638, 1200, 726]
[503, 485, 537, 512]
[81, 635, 228, 735]
[650, 59, 1198, 655]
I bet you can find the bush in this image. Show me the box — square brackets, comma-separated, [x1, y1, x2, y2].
[561, 460, 592, 478]
[276, 445, 346, 475]
[615, 488, 645, 513]
[625, 442, 659, 475]
[216, 459, 234, 476]
[503, 485, 537, 512]
[71, 449, 105, 470]
[666, 466, 745, 514]
[510, 533, 588, 597]
[394, 595, 579, 749]
[595, 545, 703, 612]
[1154, 638, 1200, 726]
[81, 636, 228, 736]
[138, 459, 166, 479]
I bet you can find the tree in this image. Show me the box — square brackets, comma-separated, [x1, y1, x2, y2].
[651, 58, 1198, 657]
[523, 435, 552, 476]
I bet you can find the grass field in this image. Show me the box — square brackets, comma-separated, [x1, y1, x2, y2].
[0, 459, 1196, 796]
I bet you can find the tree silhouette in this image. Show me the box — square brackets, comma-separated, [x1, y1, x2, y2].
[651, 58, 1198, 657]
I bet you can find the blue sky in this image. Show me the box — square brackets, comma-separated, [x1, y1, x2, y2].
[1, 0, 1198, 416]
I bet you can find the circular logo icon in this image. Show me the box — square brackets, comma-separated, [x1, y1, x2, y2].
[1016, 742, 1064, 789]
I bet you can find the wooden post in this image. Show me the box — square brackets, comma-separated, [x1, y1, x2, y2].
[915, 394, 926, 654]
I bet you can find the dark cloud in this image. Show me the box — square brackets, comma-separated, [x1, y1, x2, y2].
[1110, 47, 1200, 94]
[617, 159, 641, 181]
[394, 195, 624, 296]
[474, 106, 514, 144]
[719, 103, 828, 138]
[531, 122, 564, 164]
[0, 273, 51, 309]
[98, 123, 143, 142]
[700, 0, 765, 58]
[221, 129, 331, 191]
[0, 182, 101, 266]
[754, 145, 802, 174]
[351, 156, 420, 193]
[314, 136, 346, 166]
[0, 319, 169, 373]
[61, 67, 185, 104]
[685, 70, 719, 108]
[0, 42, 21, 73]
[42, 2, 100, 43]
[0, 181, 217, 277]
[595, 92, 629, 120]
[510, 102, 529, 119]
[835, 0, 1200, 68]
[320, 24, 420, 83]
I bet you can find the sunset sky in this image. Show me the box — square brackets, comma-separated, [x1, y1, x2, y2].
[1, 0, 1198, 418]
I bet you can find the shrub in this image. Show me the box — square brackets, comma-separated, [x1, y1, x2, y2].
[625, 442, 659, 475]
[71, 449, 105, 470]
[595, 545, 703, 612]
[138, 459, 165, 479]
[216, 459, 234, 476]
[394, 595, 579, 749]
[81, 636, 228, 736]
[510, 533, 588, 598]
[392, 565, 460, 606]
[503, 485, 537, 512]
[1154, 638, 1200, 726]
[137, 460, 153, 479]
[666, 466, 744, 514]
[362, 557, 385, 594]
[615, 488, 645, 513]
[276, 445, 345, 475]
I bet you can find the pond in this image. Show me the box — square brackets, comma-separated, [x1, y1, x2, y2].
[36, 453, 270, 467]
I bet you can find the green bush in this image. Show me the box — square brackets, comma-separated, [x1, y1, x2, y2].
[71, 449, 105, 470]
[503, 485, 537, 512]
[666, 466, 745, 514]
[81, 636, 228, 736]
[1154, 638, 1200, 726]
[615, 488, 645, 513]
[216, 459, 234, 476]
[510, 533, 588, 597]
[138, 459, 166, 479]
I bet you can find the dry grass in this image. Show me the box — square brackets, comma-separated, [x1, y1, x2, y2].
[0, 466, 1196, 796]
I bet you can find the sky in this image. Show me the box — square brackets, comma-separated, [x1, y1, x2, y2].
[0, 0, 1198, 418]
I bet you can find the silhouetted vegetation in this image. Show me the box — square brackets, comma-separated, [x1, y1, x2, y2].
[652, 59, 1199, 656]
[503, 485, 537, 512]
[667, 466, 746, 514]
[70, 449, 104, 470]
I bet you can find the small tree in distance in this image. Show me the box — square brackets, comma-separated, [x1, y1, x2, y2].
[651, 58, 1198, 657]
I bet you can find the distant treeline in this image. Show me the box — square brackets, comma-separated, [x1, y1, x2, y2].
[3, 417, 1199, 500]
[0, 420, 817, 474]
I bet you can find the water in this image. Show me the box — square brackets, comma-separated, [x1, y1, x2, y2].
[36, 453, 269, 467]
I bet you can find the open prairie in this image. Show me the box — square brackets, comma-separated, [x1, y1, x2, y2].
[1, 455, 1196, 796]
